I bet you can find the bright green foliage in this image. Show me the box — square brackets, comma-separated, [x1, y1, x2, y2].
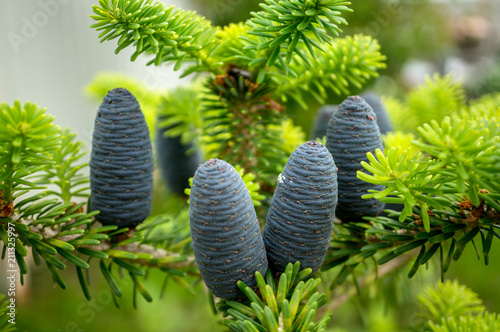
[414, 280, 500, 332]
[248, 0, 352, 64]
[382, 131, 419, 155]
[415, 116, 500, 199]
[89, 0, 384, 94]
[385, 74, 466, 133]
[357, 147, 439, 231]
[0, 101, 61, 203]
[38, 129, 89, 204]
[234, 165, 266, 207]
[156, 84, 204, 147]
[219, 262, 332, 332]
[429, 313, 500, 332]
[359, 114, 500, 231]
[273, 35, 386, 107]
[467, 92, 500, 119]
[276, 118, 307, 155]
[90, 0, 219, 74]
[417, 280, 485, 325]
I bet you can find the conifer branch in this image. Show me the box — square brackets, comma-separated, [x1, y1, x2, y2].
[248, 0, 352, 66]
[90, 0, 221, 74]
[273, 35, 386, 107]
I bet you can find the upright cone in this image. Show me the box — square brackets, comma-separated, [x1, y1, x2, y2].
[189, 159, 268, 299]
[326, 96, 385, 222]
[90, 88, 153, 228]
[263, 141, 338, 274]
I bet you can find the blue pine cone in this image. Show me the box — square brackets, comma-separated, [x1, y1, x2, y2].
[263, 141, 338, 274]
[189, 159, 268, 299]
[90, 88, 153, 228]
[326, 96, 385, 222]
[155, 121, 201, 195]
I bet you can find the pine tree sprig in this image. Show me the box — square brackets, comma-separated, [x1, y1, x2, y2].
[38, 128, 89, 204]
[324, 202, 499, 289]
[220, 262, 332, 332]
[90, 0, 220, 75]
[201, 73, 287, 181]
[357, 147, 440, 231]
[0, 101, 61, 205]
[248, 0, 352, 66]
[384, 73, 467, 134]
[273, 35, 386, 108]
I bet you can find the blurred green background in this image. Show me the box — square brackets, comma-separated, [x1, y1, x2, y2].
[2, 0, 500, 331]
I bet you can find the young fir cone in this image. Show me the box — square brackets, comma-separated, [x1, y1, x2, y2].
[263, 141, 338, 274]
[90, 88, 153, 228]
[326, 96, 385, 222]
[361, 92, 394, 134]
[155, 121, 201, 195]
[189, 159, 268, 299]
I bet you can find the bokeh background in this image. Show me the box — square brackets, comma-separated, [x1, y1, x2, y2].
[1, 0, 500, 331]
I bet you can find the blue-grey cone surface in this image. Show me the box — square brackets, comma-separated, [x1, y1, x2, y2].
[310, 105, 338, 140]
[263, 141, 337, 274]
[90, 88, 153, 228]
[156, 121, 201, 195]
[361, 92, 394, 134]
[189, 159, 268, 299]
[326, 96, 385, 222]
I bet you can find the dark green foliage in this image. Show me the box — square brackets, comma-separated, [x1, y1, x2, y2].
[264, 141, 337, 274]
[155, 122, 201, 195]
[189, 159, 268, 299]
[326, 96, 385, 222]
[361, 92, 394, 134]
[90, 88, 153, 228]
